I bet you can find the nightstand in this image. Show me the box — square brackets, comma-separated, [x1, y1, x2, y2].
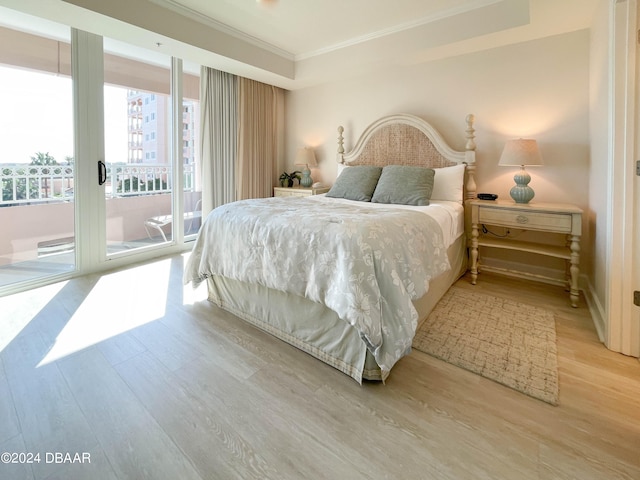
[469, 200, 583, 307]
[273, 186, 330, 197]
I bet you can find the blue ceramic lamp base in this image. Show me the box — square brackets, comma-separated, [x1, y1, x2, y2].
[300, 166, 313, 188]
[510, 167, 535, 204]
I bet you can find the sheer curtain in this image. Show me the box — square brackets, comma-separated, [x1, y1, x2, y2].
[237, 77, 284, 200]
[199, 67, 237, 217]
[199, 68, 284, 214]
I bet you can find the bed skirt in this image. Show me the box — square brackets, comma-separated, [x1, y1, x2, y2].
[206, 235, 468, 383]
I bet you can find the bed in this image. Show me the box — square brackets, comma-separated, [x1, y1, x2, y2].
[184, 113, 477, 383]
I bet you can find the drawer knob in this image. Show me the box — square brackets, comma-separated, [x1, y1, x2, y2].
[516, 215, 529, 224]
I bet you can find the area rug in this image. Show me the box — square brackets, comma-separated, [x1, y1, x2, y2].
[413, 286, 559, 405]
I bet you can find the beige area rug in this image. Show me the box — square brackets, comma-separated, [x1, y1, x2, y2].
[413, 286, 559, 405]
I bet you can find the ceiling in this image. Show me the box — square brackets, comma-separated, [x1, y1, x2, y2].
[160, 0, 502, 58]
[136, 0, 601, 89]
[0, 0, 599, 90]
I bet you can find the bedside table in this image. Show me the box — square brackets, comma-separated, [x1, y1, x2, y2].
[273, 186, 330, 197]
[469, 200, 583, 307]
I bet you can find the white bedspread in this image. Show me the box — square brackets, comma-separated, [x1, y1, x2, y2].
[184, 195, 451, 378]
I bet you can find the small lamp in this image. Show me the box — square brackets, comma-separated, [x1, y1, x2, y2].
[295, 147, 317, 188]
[498, 138, 543, 204]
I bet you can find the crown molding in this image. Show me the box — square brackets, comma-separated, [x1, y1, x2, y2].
[295, 0, 502, 61]
[149, 0, 295, 61]
[150, 0, 502, 62]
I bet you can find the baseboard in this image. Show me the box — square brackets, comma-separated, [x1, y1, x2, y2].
[479, 258, 606, 343]
[478, 258, 567, 287]
[582, 278, 606, 343]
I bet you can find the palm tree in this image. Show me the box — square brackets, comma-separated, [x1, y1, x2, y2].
[30, 152, 57, 166]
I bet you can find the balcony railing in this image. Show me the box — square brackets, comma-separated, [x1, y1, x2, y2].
[0, 163, 197, 206]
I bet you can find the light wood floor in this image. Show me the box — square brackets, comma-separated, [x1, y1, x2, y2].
[0, 253, 638, 480]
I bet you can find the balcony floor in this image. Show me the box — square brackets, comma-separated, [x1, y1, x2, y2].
[0, 239, 160, 289]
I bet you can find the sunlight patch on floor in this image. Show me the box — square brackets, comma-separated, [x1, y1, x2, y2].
[38, 259, 173, 366]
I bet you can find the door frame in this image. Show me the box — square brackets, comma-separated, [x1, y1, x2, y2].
[72, 28, 107, 275]
[608, 0, 640, 356]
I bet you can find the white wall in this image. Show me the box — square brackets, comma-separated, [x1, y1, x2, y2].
[285, 29, 591, 281]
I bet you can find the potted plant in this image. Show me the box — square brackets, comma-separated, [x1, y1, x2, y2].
[279, 170, 301, 187]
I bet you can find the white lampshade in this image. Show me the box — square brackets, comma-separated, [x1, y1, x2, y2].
[498, 139, 543, 204]
[295, 147, 317, 168]
[498, 139, 543, 167]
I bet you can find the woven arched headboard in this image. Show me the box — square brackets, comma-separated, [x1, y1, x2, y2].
[336, 113, 476, 199]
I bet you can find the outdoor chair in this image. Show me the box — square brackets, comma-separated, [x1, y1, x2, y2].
[144, 199, 202, 241]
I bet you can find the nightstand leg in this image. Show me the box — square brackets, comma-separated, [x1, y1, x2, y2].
[564, 235, 571, 291]
[569, 234, 580, 307]
[470, 222, 479, 285]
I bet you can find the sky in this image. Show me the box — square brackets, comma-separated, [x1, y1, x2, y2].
[0, 65, 128, 164]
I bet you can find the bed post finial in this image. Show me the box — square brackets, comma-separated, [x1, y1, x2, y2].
[465, 114, 476, 152]
[337, 126, 345, 164]
[464, 114, 477, 200]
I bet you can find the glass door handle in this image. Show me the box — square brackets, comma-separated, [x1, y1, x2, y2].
[98, 160, 107, 185]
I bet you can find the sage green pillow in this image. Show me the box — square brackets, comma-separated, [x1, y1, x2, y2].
[371, 165, 436, 206]
[326, 166, 383, 202]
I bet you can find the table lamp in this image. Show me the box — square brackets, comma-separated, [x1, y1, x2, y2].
[498, 138, 543, 204]
[295, 147, 317, 188]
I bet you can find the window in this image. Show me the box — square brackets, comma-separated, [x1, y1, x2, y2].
[0, 20, 75, 289]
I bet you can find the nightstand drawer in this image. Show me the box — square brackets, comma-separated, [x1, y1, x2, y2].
[275, 189, 306, 197]
[478, 207, 572, 233]
[274, 186, 330, 197]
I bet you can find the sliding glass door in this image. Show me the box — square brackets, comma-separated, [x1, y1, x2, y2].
[0, 17, 76, 289]
[102, 41, 174, 255]
[182, 65, 202, 241]
[0, 6, 200, 296]
[100, 45, 202, 254]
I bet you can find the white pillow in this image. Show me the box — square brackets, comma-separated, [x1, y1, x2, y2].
[336, 163, 349, 177]
[430, 164, 465, 203]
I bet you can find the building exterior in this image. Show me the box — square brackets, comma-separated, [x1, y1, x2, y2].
[127, 90, 199, 167]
